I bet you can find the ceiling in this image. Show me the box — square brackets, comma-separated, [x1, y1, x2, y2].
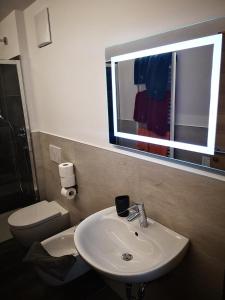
[0, 0, 36, 21]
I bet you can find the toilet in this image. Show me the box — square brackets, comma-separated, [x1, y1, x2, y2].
[8, 200, 70, 247]
[37, 226, 90, 286]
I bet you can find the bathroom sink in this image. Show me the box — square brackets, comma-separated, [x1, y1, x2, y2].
[74, 206, 189, 283]
[42, 227, 77, 257]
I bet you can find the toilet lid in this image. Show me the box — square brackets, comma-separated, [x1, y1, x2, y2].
[8, 200, 62, 229]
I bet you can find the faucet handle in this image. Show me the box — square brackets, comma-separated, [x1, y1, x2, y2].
[130, 202, 144, 211]
[137, 203, 145, 210]
[128, 202, 139, 212]
[131, 201, 139, 206]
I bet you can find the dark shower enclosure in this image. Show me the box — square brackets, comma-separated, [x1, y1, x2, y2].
[0, 62, 36, 214]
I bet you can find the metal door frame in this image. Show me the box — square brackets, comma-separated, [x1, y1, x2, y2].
[0, 59, 39, 200]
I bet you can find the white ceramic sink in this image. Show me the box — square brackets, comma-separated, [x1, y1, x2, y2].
[42, 227, 77, 257]
[74, 206, 189, 283]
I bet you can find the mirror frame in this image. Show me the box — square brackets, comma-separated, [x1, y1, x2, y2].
[110, 34, 222, 155]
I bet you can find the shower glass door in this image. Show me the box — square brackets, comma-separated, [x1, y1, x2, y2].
[0, 60, 37, 213]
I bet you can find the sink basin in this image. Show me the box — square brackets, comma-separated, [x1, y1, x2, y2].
[74, 206, 189, 283]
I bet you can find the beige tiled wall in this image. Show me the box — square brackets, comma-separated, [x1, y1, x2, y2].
[32, 131, 225, 300]
[31, 132, 46, 200]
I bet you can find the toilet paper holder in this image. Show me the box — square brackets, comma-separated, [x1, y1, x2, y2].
[58, 162, 78, 199]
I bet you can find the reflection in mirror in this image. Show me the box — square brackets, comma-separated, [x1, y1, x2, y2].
[116, 45, 213, 147]
[105, 18, 225, 174]
[110, 34, 222, 155]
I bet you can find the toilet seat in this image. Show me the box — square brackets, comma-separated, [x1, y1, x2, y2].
[8, 200, 64, 229]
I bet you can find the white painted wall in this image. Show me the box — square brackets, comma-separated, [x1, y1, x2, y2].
[0, 11, 20, 59]
[23, 0, 225, 150]
[15, 10, 39, 131]
[0, 10, 38, 130]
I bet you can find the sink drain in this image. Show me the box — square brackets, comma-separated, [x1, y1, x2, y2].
[122, 253, 133, 261]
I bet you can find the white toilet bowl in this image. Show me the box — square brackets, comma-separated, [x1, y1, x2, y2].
[8, 200, 70, 247]
[38, 226, 90, 286]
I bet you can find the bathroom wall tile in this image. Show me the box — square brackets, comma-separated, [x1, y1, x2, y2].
[142, 248, 224, 300]
[136, 160, 225, 261]
[38, 133, 82, 224]
[34, 132, 225, 300]
[73, 143, 140, 215]
[31, 132, 46, 200]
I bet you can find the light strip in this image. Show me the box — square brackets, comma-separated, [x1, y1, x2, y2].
[207, 34, 222, 154]
[110, 34, 222, 155]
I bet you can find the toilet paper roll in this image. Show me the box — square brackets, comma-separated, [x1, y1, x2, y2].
[59, 162, 74, 177]
[60, 175, 75, 188]
[61, 187, 76, 200]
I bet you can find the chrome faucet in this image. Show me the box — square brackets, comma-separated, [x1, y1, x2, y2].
[127, 203, 148, 228]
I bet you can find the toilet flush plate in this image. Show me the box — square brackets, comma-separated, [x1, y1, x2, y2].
[49, 144, 62, 163]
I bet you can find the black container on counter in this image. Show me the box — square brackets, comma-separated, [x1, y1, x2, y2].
[115, 195, 130, 217]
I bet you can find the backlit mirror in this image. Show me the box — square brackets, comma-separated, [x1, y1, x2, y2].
[105, 18, 225, 173]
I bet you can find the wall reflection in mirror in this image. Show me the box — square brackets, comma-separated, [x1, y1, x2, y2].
[106, 18, 225, 174]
